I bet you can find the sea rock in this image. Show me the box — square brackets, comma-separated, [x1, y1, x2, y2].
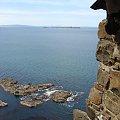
[20, 94, 48, 107]
[20, 99, 43, 108]
[20, 90, 73, 107]
[50, 90, 72, 103]
[37, 83, 54, 91]
[0, 100, 8, 107]
[0, 78, 75, 108]
[0, 79, 54, 96]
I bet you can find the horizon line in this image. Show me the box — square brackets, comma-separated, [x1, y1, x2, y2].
[0, 24, 97, 28]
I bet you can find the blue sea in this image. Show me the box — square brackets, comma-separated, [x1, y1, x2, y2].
[0, 26, 98, 120]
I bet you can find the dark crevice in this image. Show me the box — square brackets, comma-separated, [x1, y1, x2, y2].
[105, 80, 110, 90]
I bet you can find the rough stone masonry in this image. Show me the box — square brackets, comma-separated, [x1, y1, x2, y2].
[73, 19, 120, 120]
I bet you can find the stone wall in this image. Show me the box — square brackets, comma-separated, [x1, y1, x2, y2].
[73, 19, 120, 120]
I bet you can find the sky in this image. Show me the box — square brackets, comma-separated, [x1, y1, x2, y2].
[0, 0, 106, 27]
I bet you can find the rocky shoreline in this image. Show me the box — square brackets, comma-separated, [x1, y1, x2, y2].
[0, 78, 76, 108]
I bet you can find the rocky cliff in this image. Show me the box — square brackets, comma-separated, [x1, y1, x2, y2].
[73, 19, 120, 120]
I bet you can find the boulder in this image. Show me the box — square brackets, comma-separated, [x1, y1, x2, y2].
[50, 90, 72, 103]
[20, 94, 48, 107]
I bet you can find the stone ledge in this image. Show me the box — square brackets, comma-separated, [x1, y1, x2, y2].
[73, 109, 91, 120]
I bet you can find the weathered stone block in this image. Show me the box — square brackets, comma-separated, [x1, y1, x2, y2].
[102, 110, 113, 120]
[109, 69, 120, 90]
[73, 109, 90, 120]
[111, 88, 120, 97]
[94, 82, 104, 92]
[91, 103, 100, 112]
[86, 99, 100, 111]
[96, 40, 116, 65]
[112, 62, 120, 71]
[117, 113, 120, 120]
[97, 63, 110, 89]
[105, 91, 120, 104]
[102, 109, 119, 120]
[86, 106, 96, 120]
[103, 91, 120, 115]
[88, 87, 103, 105]
[98, 19, 114, 41]
[97, 68, 106, 86]
[113, 45, 120, 62]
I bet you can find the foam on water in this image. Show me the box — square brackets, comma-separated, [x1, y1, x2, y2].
[43, 90, 59, 96]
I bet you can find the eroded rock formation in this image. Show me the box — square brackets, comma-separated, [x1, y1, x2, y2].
[0, 78, 73, 107]
[74, 19, 120, 120]
[0, 78, 54, 96]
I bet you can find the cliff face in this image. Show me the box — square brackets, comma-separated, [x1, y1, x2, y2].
[74, 20, 120, 120]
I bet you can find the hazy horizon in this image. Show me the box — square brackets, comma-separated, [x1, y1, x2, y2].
[0, 24, 98, 28]
[0, 0, 105, 27]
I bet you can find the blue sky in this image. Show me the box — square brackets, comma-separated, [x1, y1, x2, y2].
[0, 0, 106, 27]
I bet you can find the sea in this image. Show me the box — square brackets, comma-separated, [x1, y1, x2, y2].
[0, 26, 98, 120]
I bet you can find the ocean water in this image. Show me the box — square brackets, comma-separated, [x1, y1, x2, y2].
[0, 27, 98, 120]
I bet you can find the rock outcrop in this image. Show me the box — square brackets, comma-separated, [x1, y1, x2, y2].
[50, 90, 72, 103]
[74, 19, 120, 120]
[0, 78, 54, 96]
[0, 78, 73, 108]
[0, 100, 8, 107]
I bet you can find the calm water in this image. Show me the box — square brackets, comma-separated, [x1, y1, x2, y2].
[0, 27, 98, 120]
